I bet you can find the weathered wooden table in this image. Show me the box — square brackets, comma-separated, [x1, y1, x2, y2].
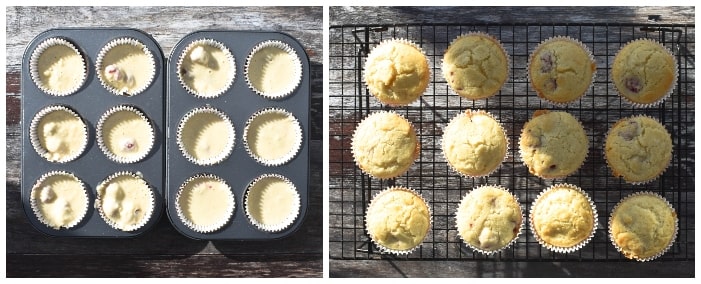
[329, 6, 695, 277]
[5, 6, 323, 277]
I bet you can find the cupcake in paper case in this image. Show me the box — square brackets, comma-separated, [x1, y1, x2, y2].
[604, 115, 672, 184]
[30, 171, 89, 230]
[243, 108, 303, 166]
[442, 32, 509, 100]
[176, 174, 235, 233]
[455, 185, 523, 254]
[612, 38, 677, 107]
[245, 40, 303, 99]
[530, 184, 597, 253]
[441, 110, 508, 177]
[97, 105, 155, 164]
[177, 106, 236, 166]
[178, 39, 236, 98]
[528, 36, 596, 105]
[351, 111, 420, 179]
[96, 37, 156, 96]
[29, 37, 87, 96]
[364, 38, 430, 106]
[95, 172, 155, 232]
[365, 186, 431, 254]
[30, 105, 88, 163]
[609, 192, 678, 261]
[519, 110, 588, 179]
[244, 174, 301, 233]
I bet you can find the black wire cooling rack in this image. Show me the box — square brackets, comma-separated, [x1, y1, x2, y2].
[329, 23, 695, 261]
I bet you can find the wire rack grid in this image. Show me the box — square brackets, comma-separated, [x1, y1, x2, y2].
[329, 23, 695, 262]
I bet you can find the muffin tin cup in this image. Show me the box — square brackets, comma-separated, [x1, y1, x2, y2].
[245, 40, 303, 100]
[166, 30, 310, 240]
[29, 37, 87, 97]
[96, 37, 156, 97]
[29, 170, 90, 230]
[29, 104, 89, 163]
[244, 173, 301, 233]
[95, 171, 157, 232]
[21, 28, 165, 237]
[242, 107, 303, 167]
[176, 38, 236, 99]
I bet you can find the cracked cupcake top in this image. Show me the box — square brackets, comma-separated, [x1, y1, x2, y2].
[519, 110, 588, 179]
[442, 110, 507, 177]
[612, 39, 676, 106]
[364, 39, 430, 106]
[365, 186, 431, 254]
[530, 184, 597, 251]
[528, 37, 595, 104]
[604, 115, 672, 184]
[442, 33, 509, 100]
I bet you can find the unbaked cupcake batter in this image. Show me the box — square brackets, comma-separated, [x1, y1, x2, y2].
[247, 45, 301, 96]
[180, 111, 234, 163]
[31, 172, 88, 229]
[180, 43, 233, 96]
[35, 108, 87, 162]
[246, 176, 300, 230]
[36, 43, 85, 94]
[246, 110, 302, 163]
[100, 109, 154, 163]
[100, 42, 154, 95]
[97, 173, 153, 231]
[178, 176, 234, 230]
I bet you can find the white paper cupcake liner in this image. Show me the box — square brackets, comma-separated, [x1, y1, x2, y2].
[176, 106, 236, 166]
[175, 173, 235, 233]
[244, 173, 301, 233]
[29, 170, 89, 230]
[529, 183, 598, 253]
[612, 38, 678, 108]
[29, 37, 87, 96]
[96, 37, 156, 96]
[29, 104, 89, 163]
[603, 115, 672, 185]
[441, 32, 511, 100]
[177, 38, 236, 99]
[518, 110, 589, 179]
[527, 36, 596, 106]
[243, 107, 303, 167]
[440, 109, 509, 178]
[96, 104, 155, 164]
[363, 38, 431, 106]
[245, 40, 302, 100]
[365, 186, 432, 255]
[454, 185, 523, 255]
[350, 110, 420, 180]
[94, 171, 155, 232]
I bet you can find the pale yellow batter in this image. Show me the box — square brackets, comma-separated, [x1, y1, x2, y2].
[31, 172, 88, 230]
[179, 110, 234, 165]
[180, 42, 234, 97]
[177, 176, 234, 231]
[100, 108, 154, 163]
[247, 44, 301, 97]
[35, 41, 85, 95]
[99, 41, 154, 96]
[96, 173, 153, 231]
[246, 175, 300, 231]
[245, 110, 302, 165]
[33, 108, 87, 163]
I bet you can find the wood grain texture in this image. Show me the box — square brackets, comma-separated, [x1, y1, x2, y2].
[5, 6, 322, 278]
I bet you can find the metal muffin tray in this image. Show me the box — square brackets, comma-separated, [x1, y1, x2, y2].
[21, 28, 165, 237]
[165, 30, 310, 240]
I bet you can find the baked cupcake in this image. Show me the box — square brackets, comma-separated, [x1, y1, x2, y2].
[365, 186, 431, 254]
[175, 174, 235, 233]
[95, 172, 155, 232]
[243, 108, 303, 166]
[604, 115, 672, 184]
[177, 39, 236, 98]
[244, 174, 301, 232]
[455, 185, 523, 254]
[519, 110, 588, 179]
[442, 110, 508, 177]
[351, 111, 420, 179]
[29, 171, 89, 230]
[442, 32, 509, 100]
[97, 105, 155, 164]
[528, 36, 596, 104]
[29, 37, 87, 96]
[245, 40, 303, 99]
[530, 184, 597, 253]
[177, 106, 236, 166]
[96, 38, 156, 96]
[30, 105, 88, 163]
[612, 39, 677, 107]
[609, 192, 678, 261]
[364, 39, 430, 106]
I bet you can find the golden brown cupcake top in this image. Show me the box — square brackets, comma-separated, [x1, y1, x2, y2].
[365, 187, 431, 254]
[528, 37, 595, 104]
[442, 33, 509, 99]
[364, 39, 430, 106]
[612, 39, 676, 106]
[530, 184, 596, 251]
[442, 110, 507, 177]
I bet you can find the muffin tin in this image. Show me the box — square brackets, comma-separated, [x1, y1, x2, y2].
[165, 30, 310, 240]
[21, 28, 165, 237]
